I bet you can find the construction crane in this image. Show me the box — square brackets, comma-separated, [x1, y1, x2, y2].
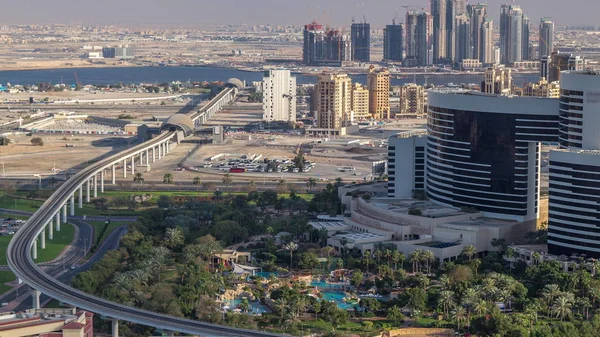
[73, 72, 82, 89]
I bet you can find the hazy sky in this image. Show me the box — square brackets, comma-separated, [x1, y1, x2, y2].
[0, 0, 593, 28]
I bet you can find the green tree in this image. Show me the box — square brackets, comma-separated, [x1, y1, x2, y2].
[165, 227, 184, 250]
[133, 172, 144, 185]
[387, 305, 404, 325]
[462, 244, 477, 261]
[299, 252, 319, 270]
[193, 177, 202, 190]
[552, 295, 573, 321]
[350, 270, 364, 288]
[292, 152, 305, 171]
[163, 173, 173, 184]
[156, 195, 171, 208]
[451, 306, 467, 332]
[438, 290, 456, 318]
[222, 173, 233, 191]
[0, 137, 9, 146]
[306, 177, 317, 193]
[285, 242, 298, 268]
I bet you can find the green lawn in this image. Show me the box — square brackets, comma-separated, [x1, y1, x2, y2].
[88, 221, 123, 247]
[0, 223, 75, 265]
[0, 194, 43, 213]
[0, 213, 28, 220]
[0, 271, 15, 294]
[100, 190, 314, 201]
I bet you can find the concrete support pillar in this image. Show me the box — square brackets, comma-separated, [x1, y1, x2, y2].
[123, 159, 127, 178]
[49, 219, 53, 240]
[131, 157, 135, 175]
[101, 170, 105, 193]
[112, 165, 116, 185]
[32, 240, 38, 260]
[111, 319, 119, 337]
[146, 149, 149, 165]
[62, 204, 67, 223]
[152, 147, 156, 163]
[78, 186, 83, 208]
[93, 174, 98, 198]
[166, 141, 170, 154]
[86, 180, 91, 203]
[139, 152, 143, 166]
[40, 227, 46, 249]
[70, 194, 75, 216]
[158, 144, 162, 159]
[32, 289, 40, 309]
[55, 213, 60, 232]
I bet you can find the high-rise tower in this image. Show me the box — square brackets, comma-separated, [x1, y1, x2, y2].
[431, 0, 447, 63]
[467, 3, 487, 62]
[500, 5, 527, 65]
[383, 20, 404, 62]
[351, 22, 370, 62]
[406, 11, 433, 66]
[539, 18, 555, 59]
[481, 18, 494, 65]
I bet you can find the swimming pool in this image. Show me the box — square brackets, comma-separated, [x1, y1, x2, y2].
[310, 280, 346, 290]
[224, 299, 270, 314]
[321, 291, 357, 310]
[253, 271, 278, 278]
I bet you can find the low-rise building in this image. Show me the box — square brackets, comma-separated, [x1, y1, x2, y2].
[0, 309, 93, 337]
[521, 79, 560, 98]
[397, 84, 427, 117]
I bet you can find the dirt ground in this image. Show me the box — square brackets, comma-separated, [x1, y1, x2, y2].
[0, 134, 131, 175]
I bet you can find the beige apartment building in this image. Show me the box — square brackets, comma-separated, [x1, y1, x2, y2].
[351, 83, 370, 120]
[398, 83, 427, 116]
[315, 73, 352, 130]
[367, 66, 391, 119]
[482, 65, 512, 95]
[522, 79, 560, 98]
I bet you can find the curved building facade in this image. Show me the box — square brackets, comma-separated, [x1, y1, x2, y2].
[426, 89, 558, 221]
[549, 71, 600, 257]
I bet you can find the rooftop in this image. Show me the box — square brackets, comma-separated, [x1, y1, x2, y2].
[440, 217, 518, 230]
[309, 221, 351, 230]
[370, 198, 469, 218]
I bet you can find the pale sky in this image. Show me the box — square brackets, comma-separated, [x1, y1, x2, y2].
[0, 0, 592, 27]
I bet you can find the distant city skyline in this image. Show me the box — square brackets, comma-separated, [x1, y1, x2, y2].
[0, 0, 594, 27]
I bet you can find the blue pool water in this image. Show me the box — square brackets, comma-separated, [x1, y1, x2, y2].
[225, 299, 269, 314]
[253, 272, 278, 278]
[321, 292, 357, 310]
[310, 280, 345, 290]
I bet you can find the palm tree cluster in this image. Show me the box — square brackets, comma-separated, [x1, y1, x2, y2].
[409, 249, 436, 274]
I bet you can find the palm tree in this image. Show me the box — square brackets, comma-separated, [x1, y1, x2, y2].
[438, 290, 456, 318]
[306, 178, 317, 193]
[275, 298, 288, 324]
[461, 245, 476, 261]
[133, 172, 144, 184]
[247, 180, 257, 192]
[552, 295, 573, 321]
[213, 190, 223, 202]
[165, 227, 184, 250]
[473, 300, 488, 317]
[439, 275, 451, 290]
[363, 250, 372, 273]
[339, 237, 349, 260]
[193, 177, 202, 190]
[450, 306, 467, 332]
[409, 249, 423, 273]
[163, 173, 173, 184]
[423, 250, 435, 274]
[285, 242, 298, 268]
[222, 173, 233, 192]
[391, 250, 402, 270]
[277, 179, 287, 193]
[334, 177, 343, 187]
[542, 284, 561, 315]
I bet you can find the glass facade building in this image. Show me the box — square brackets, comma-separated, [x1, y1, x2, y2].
[426, 89, 558, 221]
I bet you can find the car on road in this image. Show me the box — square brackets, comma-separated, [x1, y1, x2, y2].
[71, 265, 77, 270]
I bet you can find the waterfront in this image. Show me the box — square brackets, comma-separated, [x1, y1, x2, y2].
[0, 66, 539, 87]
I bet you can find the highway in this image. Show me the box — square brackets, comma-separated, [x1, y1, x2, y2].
[7, 129, 286, 336]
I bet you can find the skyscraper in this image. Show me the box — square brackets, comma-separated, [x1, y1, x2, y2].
[367, 66, 391, 119]
[522, 15, 530, 60]
[406, 11, 433, 67]
[383, 20, 404, 62]
[467, 3, 487, 62]
[539, 18, 555, 59]
[431, 0, 447, 63]
[262, 70, 296, 123]
[303, 21, 325, 65]
[481, 19, 494, 65]
[303, 21, 352, 66]
[446, 0, 466, 62]
[351, 22, 370, 62]
[454, 14, 471, 62]
[351, 83, 370, 120]
[500, 5, 527, 65]
[315, 73, 352, 130]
